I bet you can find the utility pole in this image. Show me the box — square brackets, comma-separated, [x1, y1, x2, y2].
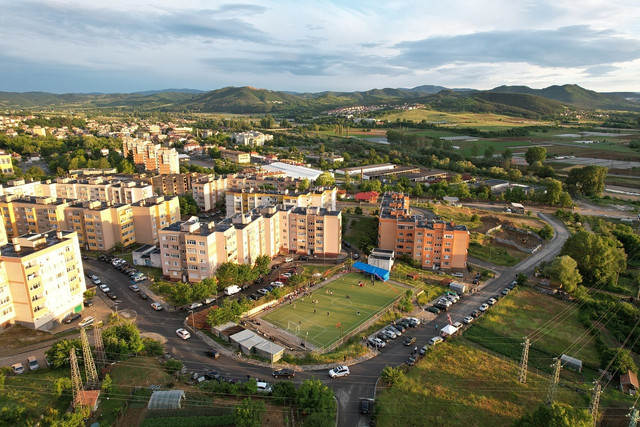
[94, 326, 106, 371]
[628, 407, 639, 427]
[518, 337, 530, 384]
[545, 358, 562, 406]
[80, 328, 98, 388]
[590, 382, 602, 427]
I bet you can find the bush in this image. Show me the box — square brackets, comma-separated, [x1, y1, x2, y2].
[164, 359, 183, 373]
[143, 337, 164, 356]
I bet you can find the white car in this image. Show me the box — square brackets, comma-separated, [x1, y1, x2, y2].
[270, 281, 284, 288]
[371, 337, 386, 348]
[407, 317, 421, 326]
[462, 316, 474, 325]
[151, 302, 163, 311]
[133, 275, 145, 283]
[91, 275, 101, 285]
[188, 302, 203, 310]
[99, 284, 110, 293]
[487, 298, 497, 306]
[176, 328, 191, 340]
[79, 316, 94, 328]
[479, 303, 489, 312]
[256, 381, 273, 394]
[12, 363, 24, 375]
[329, 365, 350, 378]
[281, 272, 292, 278]
[383, 328, 397, 339]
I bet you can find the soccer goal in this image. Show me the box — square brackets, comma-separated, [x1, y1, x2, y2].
[287, 321, 301, 334]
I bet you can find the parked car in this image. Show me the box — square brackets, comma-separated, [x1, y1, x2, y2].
[397, 319, 412, 328]
[479, 303, 489, 312]
[79, 316, 94, 328]
[188, 302, 203, 310]
[360, 398, 374, 415]
[12, 363, 24, 375]
[405, 355, 417, 366]
[272, 369, 295, 378]
[487, 297, 497, 306]
[299, 256, 310, 261]
[205, 349, 220, 359]
[387, 325, 402, 336]
[502, 287, 511, 295]
[426, 306, 441, 314]
[83, 299, 94, 307]
[329, 365, 350, 378]
[463, 316, 474, 325]
[151, 302, 163, 311]
[281, 272, 292, 278]
[392, 323, 406, 333]
[129, 284, 140, 292]
[99, 284, 110, 293]
[369, 337, 386, 348]
[138, 292, 149, 300]
[204, 370, 223, 381]
[429, 336, 444, 346]
[107, 292, 117, 300]
[452, 272, 464, 278]
[382, 328, 397, 339]
[133, 275, 146, 283]
[270, 281, 284, 288]
[452, 321, 463, 329]
[91, 276, 101, 285]
[64, 313, 81, 324]
[376, 333, 391, 342]
[257, 288, 269, 295]
[419, 345, 429, 355]
[434, 303, 449, 311]
[254, 277, 264, 284]
[27, 356, 39, 371]
[257, 382, 273, 394]
[406, 317, 421, 327]
[176, 328, 191, 340]
[471, 309, 482, 318]
[404, 336, 416, 346]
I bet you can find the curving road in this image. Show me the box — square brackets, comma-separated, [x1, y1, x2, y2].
[77, 210, 568, 426]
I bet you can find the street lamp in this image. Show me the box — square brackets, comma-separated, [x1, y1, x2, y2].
[305, 331, 308, 349]
[189, 309, 195, 328]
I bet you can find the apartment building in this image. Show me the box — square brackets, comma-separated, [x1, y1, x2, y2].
[0, 195, 69, 238]
[0, 179, 43, 197]
[148, 173, 199, 196]
[226, 187, 337, 217]
[221, 149, 251, 164]
[378, 193, 469, 270]
[0, 231, 86, 330]
[159, 205, 341, 281]
[43, 177, 154, 205]
[0, 261, 14, 329]
[192, 175, 227, 211]
[131, 196, 180, 245]
[122, 138, 180, 174]
[64, 201, 135, 251]
[0, 150, 13, 175]
[231, 131, 273, 147]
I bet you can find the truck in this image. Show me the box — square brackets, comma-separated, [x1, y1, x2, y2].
[449, 282, 467, 294]
[224, 285, 241, 296]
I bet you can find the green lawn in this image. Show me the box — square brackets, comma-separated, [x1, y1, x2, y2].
[464, 287, 600, 370]
[343, 214, 378, 251]
[468, 233, 529, 267]
[376, 341, 586, 426]
[262, 272, 404, 348]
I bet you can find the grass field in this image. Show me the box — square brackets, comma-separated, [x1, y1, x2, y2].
[375, 341, 586, 426]
[468, 233, 529, 267]
[380, 110, 551, 131]
[262, 272, 405, 348]
[464, 287, 600, 371]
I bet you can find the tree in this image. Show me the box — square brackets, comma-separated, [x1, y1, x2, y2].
[566, 165, 607, 197]
[101, 374, 113, 395]
[380, 365, 405, 386]
[611, 224, 640, 261]
[538, 224, 554, 240]
[280, 119, 293, 128]
[253, 255, 271, 276]
[235, 397, 265, 427]
[216, 262, 239, 288]
[561, 231, 627, 286]
[260, 115, 275, 129]
[514, 403, 591, 427]
[543, 255, 582, 292]
[271, 380, 297, 406]
[298, 178, 310, 191]
[102, 321, 145, 360]
[600, 347, 638, 374]
[484, 146, 495, 158]
[524, 147, 547, 165]
[296, 378, 336, 417]
[315, 172, 335, 187]
[516, 273, 528, 287]
[45, 339, 82, 368]
[501, 148, 513, 164]
[178, 194, 200, 216]
[354, 206, 363, 215]
[83, 289, 96, 299]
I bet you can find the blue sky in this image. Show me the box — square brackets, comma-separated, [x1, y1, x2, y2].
[1, 0, 639, 93]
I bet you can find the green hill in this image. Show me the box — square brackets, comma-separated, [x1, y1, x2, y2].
[0, 91, 198, 110]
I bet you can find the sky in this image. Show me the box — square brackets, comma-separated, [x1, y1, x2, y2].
[1, 0, 640, 93]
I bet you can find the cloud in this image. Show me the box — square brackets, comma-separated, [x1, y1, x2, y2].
[394, 25, 640, 69]
[583, 65, 620, 77]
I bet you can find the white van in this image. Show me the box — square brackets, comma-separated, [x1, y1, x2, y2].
[224, 285, 241, 296]
[284, 257, 294, 263]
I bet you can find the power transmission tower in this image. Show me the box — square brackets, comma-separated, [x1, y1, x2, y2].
[590, 383, 602, 427]
[518, 337, 530, 384]
[545, 358, 562, 406]
[93, 326, 106, 370]
[628, 407, 639, 427]
[80, 328, 98, 388]
[69, 348, 83, 409]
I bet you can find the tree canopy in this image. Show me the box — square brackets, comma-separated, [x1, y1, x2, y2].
[524, 146, 547, 165]
[514, 403, 592, 427]
[566, 165, 607, 197]
[543, 255, 582, 292]
[561, 231, 626, 286]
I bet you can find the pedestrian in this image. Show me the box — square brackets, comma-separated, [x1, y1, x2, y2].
[344, 356, 347, 362]
[357, 310, 360, 316]
[435, 324, 438, 330]
[314, 309, 316, 314]
[327, 311, 330, 316]
[293, 304, 296, 309]
[414, 346, 418, 354]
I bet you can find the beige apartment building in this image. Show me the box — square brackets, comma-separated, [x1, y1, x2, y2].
[148, 173, 199, 196]
[226, 187, 337, 217]
[0, 195, 69, 238]
[378, 193, 469, 270]
[0, 150, 14, 175]
[221, 149, 251, 164]
[0, 179, 44, 198]
[0, 231, 86, 330]
[159, 205, 341, 282]
[131, 196, 180, 245]
[192, 175, 227, 211]
[122, 138, 180, 174]
[64, 201, 135, 251]
[0, 260, 15, 329]
[43, 177, 154, 205]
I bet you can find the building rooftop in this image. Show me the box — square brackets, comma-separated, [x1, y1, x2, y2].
[261, 162, 326, 180]
[1, 230, 76, 258]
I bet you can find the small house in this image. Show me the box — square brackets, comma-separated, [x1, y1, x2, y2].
[355, 191, 380, 204]
[620, 371, 639, 395]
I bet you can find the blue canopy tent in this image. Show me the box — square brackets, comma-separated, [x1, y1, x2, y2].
[352, 261, 390, 281]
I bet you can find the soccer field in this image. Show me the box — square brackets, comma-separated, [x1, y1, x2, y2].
[262, 272, 405, 348]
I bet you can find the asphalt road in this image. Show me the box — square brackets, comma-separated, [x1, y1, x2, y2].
[6, 209, 568, 426]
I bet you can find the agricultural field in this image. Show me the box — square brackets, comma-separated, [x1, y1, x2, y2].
[464, 287, 600, 372]
[379, 110, 551, 131]
[262, 272, 405, 348]
[375, 341, 586, 426]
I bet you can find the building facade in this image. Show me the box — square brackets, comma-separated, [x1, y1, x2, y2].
[0, 231, 86, 330]
[64, 201, 135, 251]
[131, 196, 180, 245]
[378, 193, 469, 270]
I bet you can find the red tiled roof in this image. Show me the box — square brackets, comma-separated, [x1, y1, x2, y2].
[355, 191, 379, 201]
